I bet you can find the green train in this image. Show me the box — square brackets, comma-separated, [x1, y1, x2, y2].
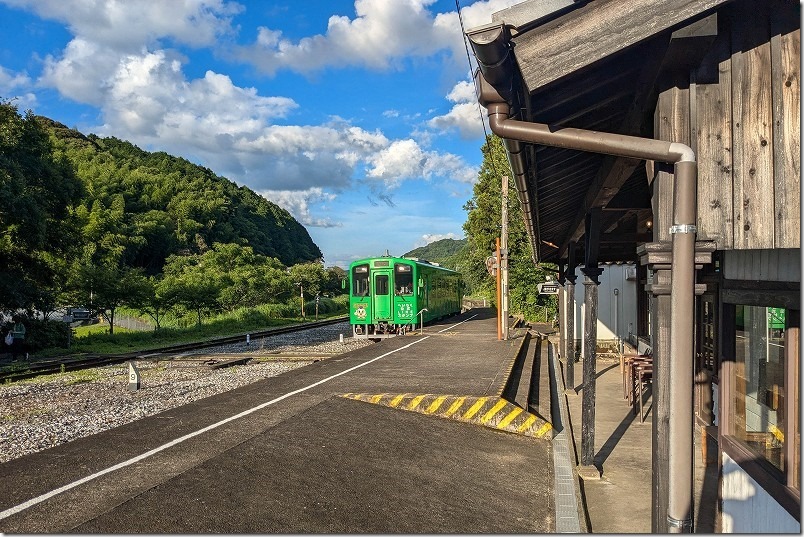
[348, 255, 463, 339]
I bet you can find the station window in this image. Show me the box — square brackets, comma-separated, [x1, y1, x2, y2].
[731, 305, 787, 472]
[395, 264, 413, 295]
[725, 302, 800, 494]
[352, 264, 370, 296]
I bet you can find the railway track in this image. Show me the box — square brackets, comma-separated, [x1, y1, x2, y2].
[0, 316, 348, 383]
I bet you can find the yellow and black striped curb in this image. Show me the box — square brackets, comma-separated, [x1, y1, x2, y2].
[340, 393, 553, 439]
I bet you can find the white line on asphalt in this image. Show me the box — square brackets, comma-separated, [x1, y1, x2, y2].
[0, 313, 478, 521]
[437, 314, 477, 333]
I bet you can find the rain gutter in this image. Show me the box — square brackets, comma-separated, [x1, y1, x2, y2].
[468, 23, 697, 533]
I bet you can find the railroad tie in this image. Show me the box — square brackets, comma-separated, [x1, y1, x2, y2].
[340, 393, 552, 439]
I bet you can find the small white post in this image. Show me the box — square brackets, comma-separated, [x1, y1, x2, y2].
[339, 333, 344, 344]
[128, 361, 140, 392]
[246, 333, 251, 345]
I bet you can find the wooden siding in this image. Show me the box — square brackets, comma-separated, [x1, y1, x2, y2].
[694, 19, 734, 248]
[723, 249, 801, 283]
[653, 1, 800, 251]
[652, 87, 689, 242]
[731, 1, 775, 249]
[771, 5, 801, 248]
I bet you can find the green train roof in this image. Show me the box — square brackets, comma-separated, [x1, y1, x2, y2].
[348, 255, 460, 274]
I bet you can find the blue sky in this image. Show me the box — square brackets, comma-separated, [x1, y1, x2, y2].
[0, 0, 521, 268]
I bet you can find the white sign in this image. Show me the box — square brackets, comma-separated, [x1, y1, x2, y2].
[538, 282, 561, 295]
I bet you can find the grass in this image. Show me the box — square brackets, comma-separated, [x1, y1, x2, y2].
[35, 301, 349, 358]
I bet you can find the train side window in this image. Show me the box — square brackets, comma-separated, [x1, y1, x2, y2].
[376, 275, 389, 295]
[395, 264, 413, 295]
[352, 264, 370, 296]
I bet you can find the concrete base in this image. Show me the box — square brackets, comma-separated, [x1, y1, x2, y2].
[576, 465, 601, 481]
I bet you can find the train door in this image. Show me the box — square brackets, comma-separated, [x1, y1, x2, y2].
[373, 270, 392, 320]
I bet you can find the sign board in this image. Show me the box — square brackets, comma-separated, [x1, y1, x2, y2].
[70, 308, 90, 320]
[538, 282, 561, 295]
[485, 255, 498, 276]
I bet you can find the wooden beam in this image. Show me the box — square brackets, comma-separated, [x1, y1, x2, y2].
[557, 35, 671, 254]
[512, 0, 732, 93]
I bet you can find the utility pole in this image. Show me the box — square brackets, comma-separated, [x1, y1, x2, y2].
[501, 175, 509, 340]
[496, 237, 501, 340]
[296, 282, 304, 318]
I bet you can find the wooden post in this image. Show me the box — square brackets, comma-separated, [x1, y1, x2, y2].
[558, 275, 566, 367]
[565, 279, 576, 392]
[579, 209, 603, 475]
[652, 269, 672, 530]
[565, 243, 579, 394]
[580, 275, 599, 468]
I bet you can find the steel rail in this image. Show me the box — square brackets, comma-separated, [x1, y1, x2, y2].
[0, 316, 348, 383]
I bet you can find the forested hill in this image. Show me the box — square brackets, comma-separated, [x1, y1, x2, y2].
[41, 117, 322, 272]
[403, 238, 467, 269]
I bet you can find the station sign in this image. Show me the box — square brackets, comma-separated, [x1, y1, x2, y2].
[538, 282, 561, 295]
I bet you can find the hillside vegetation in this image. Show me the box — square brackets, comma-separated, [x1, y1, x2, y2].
[1, 101, 335, 351]
[403, 238, 467, 270]
[42, 116, 321, 272]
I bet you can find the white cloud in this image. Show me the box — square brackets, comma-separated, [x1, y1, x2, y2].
[259, 187, 342, 229]
[13, 0, 483, 198]
[427, 79, 484, 139]
[2, 0, 241, 51]
[237, 0, 522, 75]
[416, 232, 461, 247]
[0, 66, 36, 107]
[366, 139, 477, 186]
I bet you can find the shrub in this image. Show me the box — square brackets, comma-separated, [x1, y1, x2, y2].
[2, 317, 72, 353]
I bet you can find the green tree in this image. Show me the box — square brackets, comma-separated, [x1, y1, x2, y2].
[322, 266, 347, 296]
[70, 264, 150, 334]
[131, 275, 175, 330]
[463, 135, 555, 319]
[161, 253, 222, 326]
[287, 262, 328, 315]
[0, 101, 83, 313]
[197, 243, 292, 310]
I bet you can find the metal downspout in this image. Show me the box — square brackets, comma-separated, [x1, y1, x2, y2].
[478, 79, 697, 533]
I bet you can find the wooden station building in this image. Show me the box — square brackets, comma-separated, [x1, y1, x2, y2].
[467, 0, 800, 532]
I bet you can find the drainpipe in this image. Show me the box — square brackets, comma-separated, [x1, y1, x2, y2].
[469, 28, 697, 531]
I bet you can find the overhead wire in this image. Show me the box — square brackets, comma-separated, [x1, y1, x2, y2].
[455, 0, 501, 181]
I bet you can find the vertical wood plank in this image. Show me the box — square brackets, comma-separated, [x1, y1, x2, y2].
[695, 16, 734, 249]
[654, 86, 690, 241]
[731, 3, 775, 249]
[771, 3, 801, 249]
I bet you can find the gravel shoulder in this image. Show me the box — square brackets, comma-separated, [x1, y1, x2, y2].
[0, 322, 373, 464]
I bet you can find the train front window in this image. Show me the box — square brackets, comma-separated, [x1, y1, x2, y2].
[375, 275, 389, 295]
[395, 264, 413, 295]
[352, 264, 370, 296]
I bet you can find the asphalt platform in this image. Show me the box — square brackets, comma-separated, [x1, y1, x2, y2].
[2, 307, 720, 533]
[0, 309, 565, 534]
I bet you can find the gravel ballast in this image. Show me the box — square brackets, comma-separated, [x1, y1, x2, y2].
[0, 322, 373, 464]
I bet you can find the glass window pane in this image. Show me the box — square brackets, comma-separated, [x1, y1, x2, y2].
[352, 264, 370, 296]
[732, 305, 786, 473]
[376, 275, 389, 296]
[395, 264, 413, 295]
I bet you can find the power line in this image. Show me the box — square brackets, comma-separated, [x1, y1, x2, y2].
[455, 0, 501, 180]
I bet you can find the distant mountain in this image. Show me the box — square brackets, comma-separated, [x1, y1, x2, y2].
[403, 238, 467, 270]
[40, 117, 322, 272]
